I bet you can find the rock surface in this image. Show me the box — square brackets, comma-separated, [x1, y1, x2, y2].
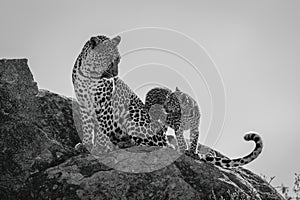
[0, 59, 284, 200]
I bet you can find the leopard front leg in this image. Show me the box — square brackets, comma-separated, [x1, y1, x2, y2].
[75, 104, 95, 153]
[90, 81, 116, 154]
[189, 126, 200, 154]
[187, 106, 201, 154]
[93, 108, 115, 154]
[92, 126, 115, 154]
[175, 126, 188, 152]
[75, 101, 114, 154]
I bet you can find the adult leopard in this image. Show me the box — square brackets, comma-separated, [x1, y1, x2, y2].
[72, 35, 168, 154]
[144, 86, 263, 168]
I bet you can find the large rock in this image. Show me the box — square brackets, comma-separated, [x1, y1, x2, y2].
[0, 59, 81, 199]
[0, 59, 284, 200]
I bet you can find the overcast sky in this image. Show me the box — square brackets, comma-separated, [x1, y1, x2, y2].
[1, 0, 299, 191]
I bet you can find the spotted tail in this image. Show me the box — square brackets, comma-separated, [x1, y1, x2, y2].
[196, 132, 263, 168]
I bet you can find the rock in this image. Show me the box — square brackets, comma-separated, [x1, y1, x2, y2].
[0, 59, 284, 200]
[0, 59, 81, 199]
[19, 152, 284, 200]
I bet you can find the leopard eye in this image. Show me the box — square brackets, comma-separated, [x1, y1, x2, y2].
[90, 37, 98, 49]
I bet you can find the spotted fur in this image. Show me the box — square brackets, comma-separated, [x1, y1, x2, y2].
[72, 35, 168, 153]
[196, 133, 263, 168]
[145, 87, 200, 153]
[72, 35, 263, 168]
[145, 87, 263, 168]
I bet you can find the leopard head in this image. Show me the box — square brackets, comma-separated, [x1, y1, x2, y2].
[174, 87, 196, 114]
[76, 35, 121, 79]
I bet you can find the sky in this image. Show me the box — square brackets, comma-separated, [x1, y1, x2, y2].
[1, 0, 299, 192]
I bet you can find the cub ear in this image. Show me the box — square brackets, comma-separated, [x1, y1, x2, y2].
[175, 87, 181, 92]
[111, 35, 121, 46]
[89, 36, 98, 49]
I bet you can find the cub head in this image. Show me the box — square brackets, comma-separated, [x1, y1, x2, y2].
[174, 87, 189, 105]
[174, 87, 196, 115]
[78, 35, 121, 79]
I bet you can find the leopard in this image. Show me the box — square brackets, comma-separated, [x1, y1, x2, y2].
[144, 86, 264, 168]
[72, 35, 169, 154]
[145, 87, 200, 153]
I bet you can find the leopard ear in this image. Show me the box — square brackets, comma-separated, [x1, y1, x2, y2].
[111, 35, 121, 46]
[175, 87, 181, 92]
[89, 36, 98, 49]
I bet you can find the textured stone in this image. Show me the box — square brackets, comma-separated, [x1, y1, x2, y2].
[0, 59, 80, 199]
[0, 59, 284, 200]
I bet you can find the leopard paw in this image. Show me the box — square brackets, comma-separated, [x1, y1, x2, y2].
[74, 142, 90, 154]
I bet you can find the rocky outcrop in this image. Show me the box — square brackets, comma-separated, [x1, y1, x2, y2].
[0, 59, 284, 200]
[0, 59, 81, 199]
